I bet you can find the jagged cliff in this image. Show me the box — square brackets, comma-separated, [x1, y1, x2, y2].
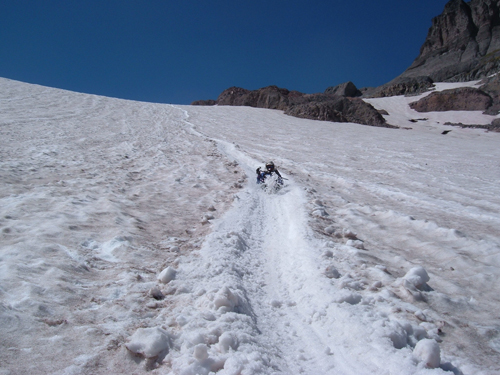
[405, 0, 500, 82]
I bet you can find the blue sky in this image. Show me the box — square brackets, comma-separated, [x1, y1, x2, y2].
[0, 1, 449, 104]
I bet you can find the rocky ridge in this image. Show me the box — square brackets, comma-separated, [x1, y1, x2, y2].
[193, 84, 391, 128]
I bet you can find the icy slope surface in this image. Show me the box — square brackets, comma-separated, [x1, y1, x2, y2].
[1, 77, 499, 374]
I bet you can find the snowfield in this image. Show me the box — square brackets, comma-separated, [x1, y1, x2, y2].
[1, 77, 499, 375]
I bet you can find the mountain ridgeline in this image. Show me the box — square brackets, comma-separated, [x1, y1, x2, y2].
[193, 0, 500, 127]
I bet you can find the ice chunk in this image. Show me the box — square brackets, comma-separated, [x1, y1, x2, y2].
[126, 327, 171, 358]
[413, 339, 440, 368]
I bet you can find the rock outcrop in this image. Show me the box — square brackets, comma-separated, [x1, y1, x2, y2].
[479, 73, 500, 113]
[367, 0, 500, 98]
[285, 95, 391, 127]
[371, 77, 435, 98]
[192, 85, 388, 127]
[399, 0, 500, 82]
[409, 86, 493, 111]
[324, 81, 361, 97]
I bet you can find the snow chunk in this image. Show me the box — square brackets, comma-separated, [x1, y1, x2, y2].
[193, 344, 209, 361]
[413, 339, 441, 368]
[322, 250, 333, 258]
[158, 266, 176, 284]
[218, 332, 238, 353]
[334, 290, 362, 305]
[346, 239, 364, 249]
[126, 327, 171, 358]
[149, 286, 164, 300]
[312, 208, 329, 217]
[324, 265, 341, 279]
[324, 225, 336, 234]
[213, 286, 239, 312]
[403, 266, 430, 290]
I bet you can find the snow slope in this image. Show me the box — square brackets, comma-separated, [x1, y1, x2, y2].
[1, 77, 499, 374]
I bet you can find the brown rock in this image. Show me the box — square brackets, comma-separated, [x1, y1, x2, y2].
[191, 99, 216, 106]
[370, 77, 435, 98]
[285, 96, 391, 127]
[324, 81, 361, 97]
[409, 87, 492, 112]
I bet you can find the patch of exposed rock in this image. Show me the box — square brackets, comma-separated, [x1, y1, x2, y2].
[192, 99, 216, 106]
[409, 87, 493, 112]
[479, 73, 500, 113]
[324, 81, 362, 97]
[370, 77, 435, 98]
[444, 121, 500, 130]
[285, 96, 392, 127]
[192, 84, 390, 127]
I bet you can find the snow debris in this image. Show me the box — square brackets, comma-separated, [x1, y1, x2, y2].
[324, 225, 336, 234]
[211, 286, 240, 312]
[158, 266, 177, 284]
[322, 249, 334, 258]
[193, 343, 209, 361]
[324, 265, 341, 279]
[149, 286, 164, 300]
[333, 290, 362, 305]
[346, 239, 365, 249]
[403, 266, 430, 290]
[413, 339, 441, 369]
[125, 327, 171, 359]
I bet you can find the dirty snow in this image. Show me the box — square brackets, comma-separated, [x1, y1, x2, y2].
[1, 77, 499, 374]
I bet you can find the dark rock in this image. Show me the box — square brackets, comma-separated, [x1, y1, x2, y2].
[359, 87, 377, 97]
[445, 119, 500, 130]
[216, 87, 252, 106]
[397, 0, 500, 83]
[479, 73, 500, 114]
[370, 76, 435, 97]
[409, 87, 492, 111]
[191, 99, 216, 106]
[490, 118, 500, 130]
[216, 85, 296, 110]
[324, 81, 362, 97]
[285, 96, 392, 127]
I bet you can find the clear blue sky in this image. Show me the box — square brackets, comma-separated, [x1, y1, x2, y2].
[0, 0, 449, 104]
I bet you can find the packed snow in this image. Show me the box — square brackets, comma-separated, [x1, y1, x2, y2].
[1, 77, 499, 374]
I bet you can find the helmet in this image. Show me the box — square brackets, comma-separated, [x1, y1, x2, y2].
[265, 161, 275, 171]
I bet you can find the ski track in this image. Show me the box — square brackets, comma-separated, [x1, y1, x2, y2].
[163, 108, 451, 374]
